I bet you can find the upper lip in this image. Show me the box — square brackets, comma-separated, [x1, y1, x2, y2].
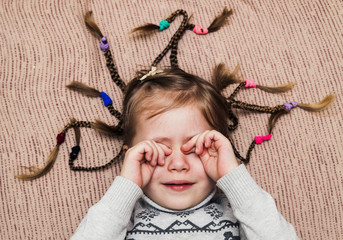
[163, 180, 194, 185]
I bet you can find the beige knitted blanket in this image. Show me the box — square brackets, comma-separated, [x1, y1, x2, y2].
[1, 0, 342, 239]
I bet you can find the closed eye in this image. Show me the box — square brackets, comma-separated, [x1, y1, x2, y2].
[182, 147, 196, 155]
[153, 140, 172, 149]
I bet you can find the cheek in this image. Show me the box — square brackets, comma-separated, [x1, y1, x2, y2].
[149, 165, 165, 180]
[189, 155, 206, 172]
[193, 164, 210, 179]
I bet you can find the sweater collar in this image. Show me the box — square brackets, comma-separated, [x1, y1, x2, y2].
[141, 188, 217, 213]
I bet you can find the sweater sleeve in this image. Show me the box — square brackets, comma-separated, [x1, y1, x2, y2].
[216, 164, 299, 240]
[70, 176, 143, 240]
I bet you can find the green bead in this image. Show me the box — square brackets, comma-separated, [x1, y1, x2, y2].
[159, 20, 170, 31]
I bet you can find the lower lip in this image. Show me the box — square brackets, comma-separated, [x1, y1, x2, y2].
[164, 184, 193, 191]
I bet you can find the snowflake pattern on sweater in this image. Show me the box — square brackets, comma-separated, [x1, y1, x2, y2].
[126, 191, 240, 239]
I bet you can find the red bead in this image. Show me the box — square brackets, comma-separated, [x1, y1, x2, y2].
[56, 132, 65, 145]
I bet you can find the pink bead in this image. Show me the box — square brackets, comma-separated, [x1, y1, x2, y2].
[245, 79, 257, 88]
[254, 134, 272, 144]
[193, 24, 208, 35]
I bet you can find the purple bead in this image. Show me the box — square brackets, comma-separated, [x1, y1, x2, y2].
[100, 36, 109, 52]
[283, 101, 298, 111]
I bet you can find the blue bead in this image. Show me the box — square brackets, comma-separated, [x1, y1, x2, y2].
[100, 92, 112, 106]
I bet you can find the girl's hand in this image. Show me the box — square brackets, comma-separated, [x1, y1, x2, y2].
[181, 130, 240, 182]
[120, 141, 172, 188]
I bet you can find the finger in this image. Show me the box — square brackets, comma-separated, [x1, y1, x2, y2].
[195, 130, 210, 155]
[183, 146, 196, 155]
[204, 130, 217, 148]
[157, 143, 173, 166]
[181, 136, 197, 152]
[204, 130, 229, 151]
[181, 143, 196, 155]
[151, 141, 167, 166]
[181, 133, 203, 154]
[145, 141, 159, 166]
[160, 143, 172, 156]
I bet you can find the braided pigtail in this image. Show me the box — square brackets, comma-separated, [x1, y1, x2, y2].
[228, 94, 335, 164]
[268, 94, 335, 132]
[169, 7, 233, 67]
[133, 8, 233, 70]
[15, 119, 91, 180]
[16, 11, 127, 180]
[131, 9, 189, 35]
[144, 9, 192, 68]
[187, 7, 233, 35]
[84, 11, 126, 92]
[213, 62, 295, 93]
[66, 81, 123, 123]
[227, 135, 256, 164]
[212, 62, 335, 164]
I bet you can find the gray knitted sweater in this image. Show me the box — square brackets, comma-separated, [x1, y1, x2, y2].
[71, 165, 299, 240]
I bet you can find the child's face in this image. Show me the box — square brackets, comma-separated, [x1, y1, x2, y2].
[132, 104, 216, 210]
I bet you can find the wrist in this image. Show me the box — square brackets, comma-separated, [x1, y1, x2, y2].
[218, 158, 240, 180]
[120, 166, 143, 188]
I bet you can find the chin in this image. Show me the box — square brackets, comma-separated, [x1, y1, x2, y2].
[160, 197, 202, 211]
[163, 203, 194, 211]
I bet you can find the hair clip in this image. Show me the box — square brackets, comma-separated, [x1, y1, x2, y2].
[140, 66, 164, 80]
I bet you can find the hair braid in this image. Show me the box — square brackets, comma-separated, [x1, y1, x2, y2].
[16, 7, 334, 180]
[227, 82, 245, 101]
[231, 101, 283, 114]
[227, 135, 256, 164]
[84, 11, 126, 92]
[152, 10, 190, 67]
[104, 50, 126, 92]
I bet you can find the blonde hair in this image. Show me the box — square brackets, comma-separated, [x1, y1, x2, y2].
[122, 68, 229, 146]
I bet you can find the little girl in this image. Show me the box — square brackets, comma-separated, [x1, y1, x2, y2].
[15, 7, 332, 239]
[70, 68, 299, 239]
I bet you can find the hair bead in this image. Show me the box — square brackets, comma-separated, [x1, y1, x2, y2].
[193, 24, 208, 35]
[283, 101, 298, 111]
[254, 134, 272, 144]
[100, 92, 113, 106]
[245, 79, 257, 88]
[70, 145, 81, 160]
[100, 36, 109, 52]
[56, 132, 66, 145]
[159, 20, 170, 31]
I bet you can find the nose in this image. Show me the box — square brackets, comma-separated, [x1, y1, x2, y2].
[167, 149, 190, 172]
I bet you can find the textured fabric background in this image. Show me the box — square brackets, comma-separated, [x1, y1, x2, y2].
[1, 0, 342, 239]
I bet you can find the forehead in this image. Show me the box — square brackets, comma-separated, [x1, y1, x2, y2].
[132, 104, 212, 145]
